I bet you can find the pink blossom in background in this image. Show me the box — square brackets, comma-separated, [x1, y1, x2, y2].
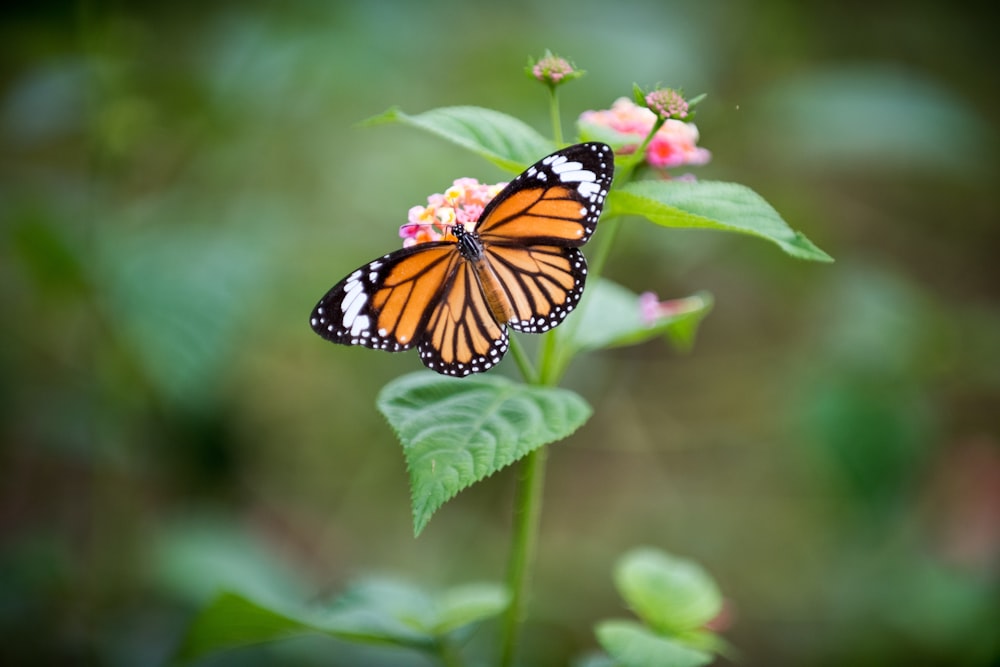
[580, 97, 710, 170]
[400, 178, 506, 248]
[645, 88, 689, 120]
[531, 54, 574, 84]
[639, 291, 698, 325]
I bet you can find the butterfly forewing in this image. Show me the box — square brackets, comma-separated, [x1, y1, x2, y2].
[476, 142, 613, 247]
[310, 243, 459, 351]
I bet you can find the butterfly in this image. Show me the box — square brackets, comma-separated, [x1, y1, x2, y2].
[309, 142, 614, 377]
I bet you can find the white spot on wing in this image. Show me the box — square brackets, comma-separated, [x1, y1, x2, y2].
[558, 169, 596, 183]
[578, 181, 601, 199]
[350, 314, 370, 336]
[341, 280, 368, 327]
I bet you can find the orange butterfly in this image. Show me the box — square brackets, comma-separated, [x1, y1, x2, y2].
[310, 142, 614, 376]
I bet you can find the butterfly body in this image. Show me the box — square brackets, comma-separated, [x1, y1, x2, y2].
[452, 224, 515, 325]
[311, 142, 614, 377]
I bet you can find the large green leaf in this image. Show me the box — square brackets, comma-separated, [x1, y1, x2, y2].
[331, 577, 508, 639]
[614, 548, 723, 636]
[606, 180, 832, 262]
[377, 372, 592, 535]
[364, 105, 554, 172]
[176, 578, 509, 664]
[432, 582, 511, 635]
[174, 589, 433, 664]
[560, 279, 712, 354]
[596, 621, 713, 667]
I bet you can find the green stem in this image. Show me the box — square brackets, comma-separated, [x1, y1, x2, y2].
[498, 84, 626, 666]
[588, 214, 622, 282]
[548, 86, 563, 146]
[499, 444, 548, 667]
[508, 335, 538, 385]
[614, 117, 664, 182]
[537, 329, 559, 385]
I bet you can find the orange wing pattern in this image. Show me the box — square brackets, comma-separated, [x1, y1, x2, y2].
[310, 142, 614, 377]
[483, 244, 587, 334]
[310, 243, 458, 352]
[417, 260, 509, 375]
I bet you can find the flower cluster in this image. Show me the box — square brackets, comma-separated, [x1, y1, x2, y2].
[644, 88, 689, 121]
[528, 51, 583, 87]
[580, 97, 710, 169]
[400, 178, 506, 247]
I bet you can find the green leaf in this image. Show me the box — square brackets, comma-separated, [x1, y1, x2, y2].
[596, 621, 713, 667]
[149, 516, 307, 608]
[606, 180, 832, 262]
[175, 589, 433, 664]
[377, 372, 592, 535]
[363, 105, 554, 172]
[560, 279, 712, 353]
[614, 548, 723, 636]
[97, 221, 278, 408]
[175, 592, 316, 662]
[175, 577, 509, 664]
[432, 582, 511, 635]
[335, 578, 508, 639]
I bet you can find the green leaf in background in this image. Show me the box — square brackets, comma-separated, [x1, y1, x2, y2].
[175, 592, 322, 663]
[176, 578, 509, 664]
[596, 621, 713, 667]
[614, 548, 723, 637]
[96, 220, 279, 408]
[606, 180, 832, 262]
[377, 372, 592, 535]
[560, 279, 712, 353]
[330, 577, 507, 641]
[174, 590, 432, 663]
[432, 582, 511, 636]
[363, 105, 555, 172]
[149, 516, 308, 608]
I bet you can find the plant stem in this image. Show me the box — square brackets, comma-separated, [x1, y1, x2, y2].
[495, 81, 581, 665]
[588, 215, 622, 284]
[499, 444, 548, 667]
[549, 86, 563, 146]
[508, 335, 538, 385]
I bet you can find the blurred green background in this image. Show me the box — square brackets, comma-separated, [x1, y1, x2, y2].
[2, 1, 998, 665]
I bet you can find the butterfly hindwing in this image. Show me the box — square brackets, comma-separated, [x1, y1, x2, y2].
[484, 244, 588, 334]
[417, 259, 509, 376]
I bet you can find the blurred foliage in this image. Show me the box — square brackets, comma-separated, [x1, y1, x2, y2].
[1, 1, 998, 665]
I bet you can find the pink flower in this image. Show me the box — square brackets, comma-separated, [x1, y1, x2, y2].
[399, 178, 507, 248]
[580, 97, 710, 170]
[639, 291, 696, 325]
[528, 51, 582, 87]
[645, 88, 689, 120]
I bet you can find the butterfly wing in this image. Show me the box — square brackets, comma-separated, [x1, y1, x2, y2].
[475, 142, 614, 247]
[416, 259, 509, 376]
[310, 242, 460, 352]
[479, 244, 588, 334]
[474, 142, 613, 334]
[310, 241, 509, 376]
